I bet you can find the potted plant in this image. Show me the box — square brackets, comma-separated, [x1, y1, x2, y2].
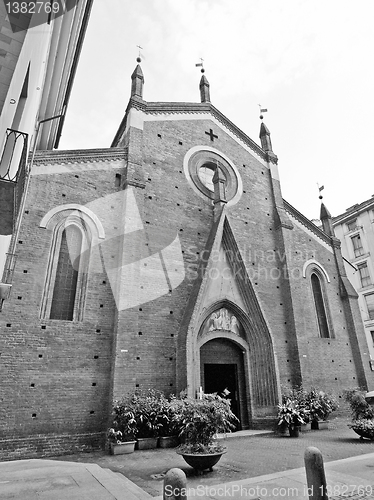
[277, 398, 307, 437]
[158, 395, 181, 448]
[307, 389, 338, 429]
[132, 389, 163, 449]
[344, 388, 374, 440]
[108, 402, 138, 455]
[281, 386, 311, 432]
[176, 393, 239, 473]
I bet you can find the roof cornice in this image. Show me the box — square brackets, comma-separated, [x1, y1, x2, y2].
[332, 196, 374, 225]
[283, 199, 332, 246]
[112, 98, 277, 164]
[32, 147, 127, 165]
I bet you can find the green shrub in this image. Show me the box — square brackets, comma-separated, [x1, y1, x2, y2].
[178, 393, 239, 454]
[343, 388, 374, 421]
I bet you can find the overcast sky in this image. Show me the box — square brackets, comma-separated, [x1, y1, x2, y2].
[60, 0, 374, 220]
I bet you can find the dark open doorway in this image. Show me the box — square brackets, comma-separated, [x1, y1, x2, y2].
[204, 363, 241, 428]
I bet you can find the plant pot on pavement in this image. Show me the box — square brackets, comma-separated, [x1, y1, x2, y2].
[136, 437, 159, 450]
[110, 441, 136, 455]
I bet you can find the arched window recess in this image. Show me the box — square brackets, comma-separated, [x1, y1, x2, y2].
[40, 209, 95, 321]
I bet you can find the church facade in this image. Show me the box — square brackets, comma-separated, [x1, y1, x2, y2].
[0, 63, 372, 458]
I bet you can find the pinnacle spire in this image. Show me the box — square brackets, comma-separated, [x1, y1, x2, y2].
[320, 201, 335, 236]
[131, 60, 144, 99]
[199, 74, 210, 103]
[259, 121, 273, 153]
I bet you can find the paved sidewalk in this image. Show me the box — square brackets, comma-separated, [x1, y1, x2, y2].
[153, 453, 374, 499]
[0, 459, 152, 500]
[1, 418, 374, 499]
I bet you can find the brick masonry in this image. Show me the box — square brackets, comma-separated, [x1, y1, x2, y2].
[0, 93, 372, 459]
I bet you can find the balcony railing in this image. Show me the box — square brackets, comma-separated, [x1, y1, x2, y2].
[0, 128, 28, 182]
[0, 128, 28, 233]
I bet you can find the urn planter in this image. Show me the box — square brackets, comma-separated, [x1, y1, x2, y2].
[110, 441, 136, 455]
[176, 449, 227, 473]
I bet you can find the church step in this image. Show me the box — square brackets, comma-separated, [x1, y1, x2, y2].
[87, 464, 152, 500]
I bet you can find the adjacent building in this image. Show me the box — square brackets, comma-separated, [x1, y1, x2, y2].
[0, 0, 93, 296]
[333, 196, 374, 365]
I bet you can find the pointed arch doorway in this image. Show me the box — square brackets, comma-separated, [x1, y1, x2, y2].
[200, 337, 249, 429]
[197, 307, 251, 429]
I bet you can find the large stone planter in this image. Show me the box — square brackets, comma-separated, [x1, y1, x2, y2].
[110, 441, 136, 455]
[158, 435, 179, 448]
[136, 437, 158, 450]
[176, 448, 227, 473]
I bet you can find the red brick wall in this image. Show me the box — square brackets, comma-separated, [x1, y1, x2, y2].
[0, 115, 370, 458]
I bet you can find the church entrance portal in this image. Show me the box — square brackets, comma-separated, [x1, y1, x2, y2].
[200, 338, 249, 429]
[204, 363, 240, 423]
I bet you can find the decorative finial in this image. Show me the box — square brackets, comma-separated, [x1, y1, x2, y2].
[317, 183, 324, 200]
[258, 104, 268, 120]
[195, 58, 205, 73]
[136, 45, 143, 63]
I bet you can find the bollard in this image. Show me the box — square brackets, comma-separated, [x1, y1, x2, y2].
[163, 468, 187, 500]
[304, 446, 328, 500]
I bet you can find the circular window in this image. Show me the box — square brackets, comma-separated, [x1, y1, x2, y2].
[184, 147, 242, 205]
[198, 162, 227, 192]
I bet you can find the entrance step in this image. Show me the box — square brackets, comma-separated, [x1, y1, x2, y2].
[216, 429, 273, 439]
[100, 468, 152, 499]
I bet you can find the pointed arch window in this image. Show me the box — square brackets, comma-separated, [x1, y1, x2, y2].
[40, 214, 93, 322]
[50, 225, 82, 320]
[311, 273, 330, 338]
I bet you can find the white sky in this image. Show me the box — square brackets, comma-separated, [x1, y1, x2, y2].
[60, 0, 374, 220]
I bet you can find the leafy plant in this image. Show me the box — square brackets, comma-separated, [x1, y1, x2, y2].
[343, 388, 374, 421]
[177, 393, 239, 454]
[130, 389, 164, 438]
[158, 394, 183, 437]
[277, 398, 307, 428]
[110, 402, 138, 442]
[305, 388, 339, 422]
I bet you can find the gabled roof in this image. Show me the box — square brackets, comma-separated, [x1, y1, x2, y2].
[111, 97, 277, 164]
[283, 199, 333, 247]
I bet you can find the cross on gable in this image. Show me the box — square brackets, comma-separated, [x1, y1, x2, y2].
[205, 128, 218, 142]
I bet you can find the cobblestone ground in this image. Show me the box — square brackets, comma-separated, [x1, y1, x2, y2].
[54, 417, 374, 497]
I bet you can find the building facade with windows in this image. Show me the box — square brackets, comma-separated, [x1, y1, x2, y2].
[333, 196, 374, 365]
[0, 0, 93, 295]
[0, 63, 372, 459]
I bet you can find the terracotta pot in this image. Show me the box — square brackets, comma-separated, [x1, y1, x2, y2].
[176, 449, 227, 473]
[158, 435, 179, 448]
[136, 437, 158, 450]
[110, 441, 136, 455]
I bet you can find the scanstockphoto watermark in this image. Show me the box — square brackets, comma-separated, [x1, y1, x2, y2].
[3, 0, 80, 33]
[165, 483, 374, 498]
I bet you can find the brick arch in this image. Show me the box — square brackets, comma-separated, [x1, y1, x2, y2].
[40, 204, 105, 240]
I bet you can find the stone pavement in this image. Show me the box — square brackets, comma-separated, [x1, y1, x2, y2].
[1, 417, 374, 499]
[0, 458, 152, 500]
